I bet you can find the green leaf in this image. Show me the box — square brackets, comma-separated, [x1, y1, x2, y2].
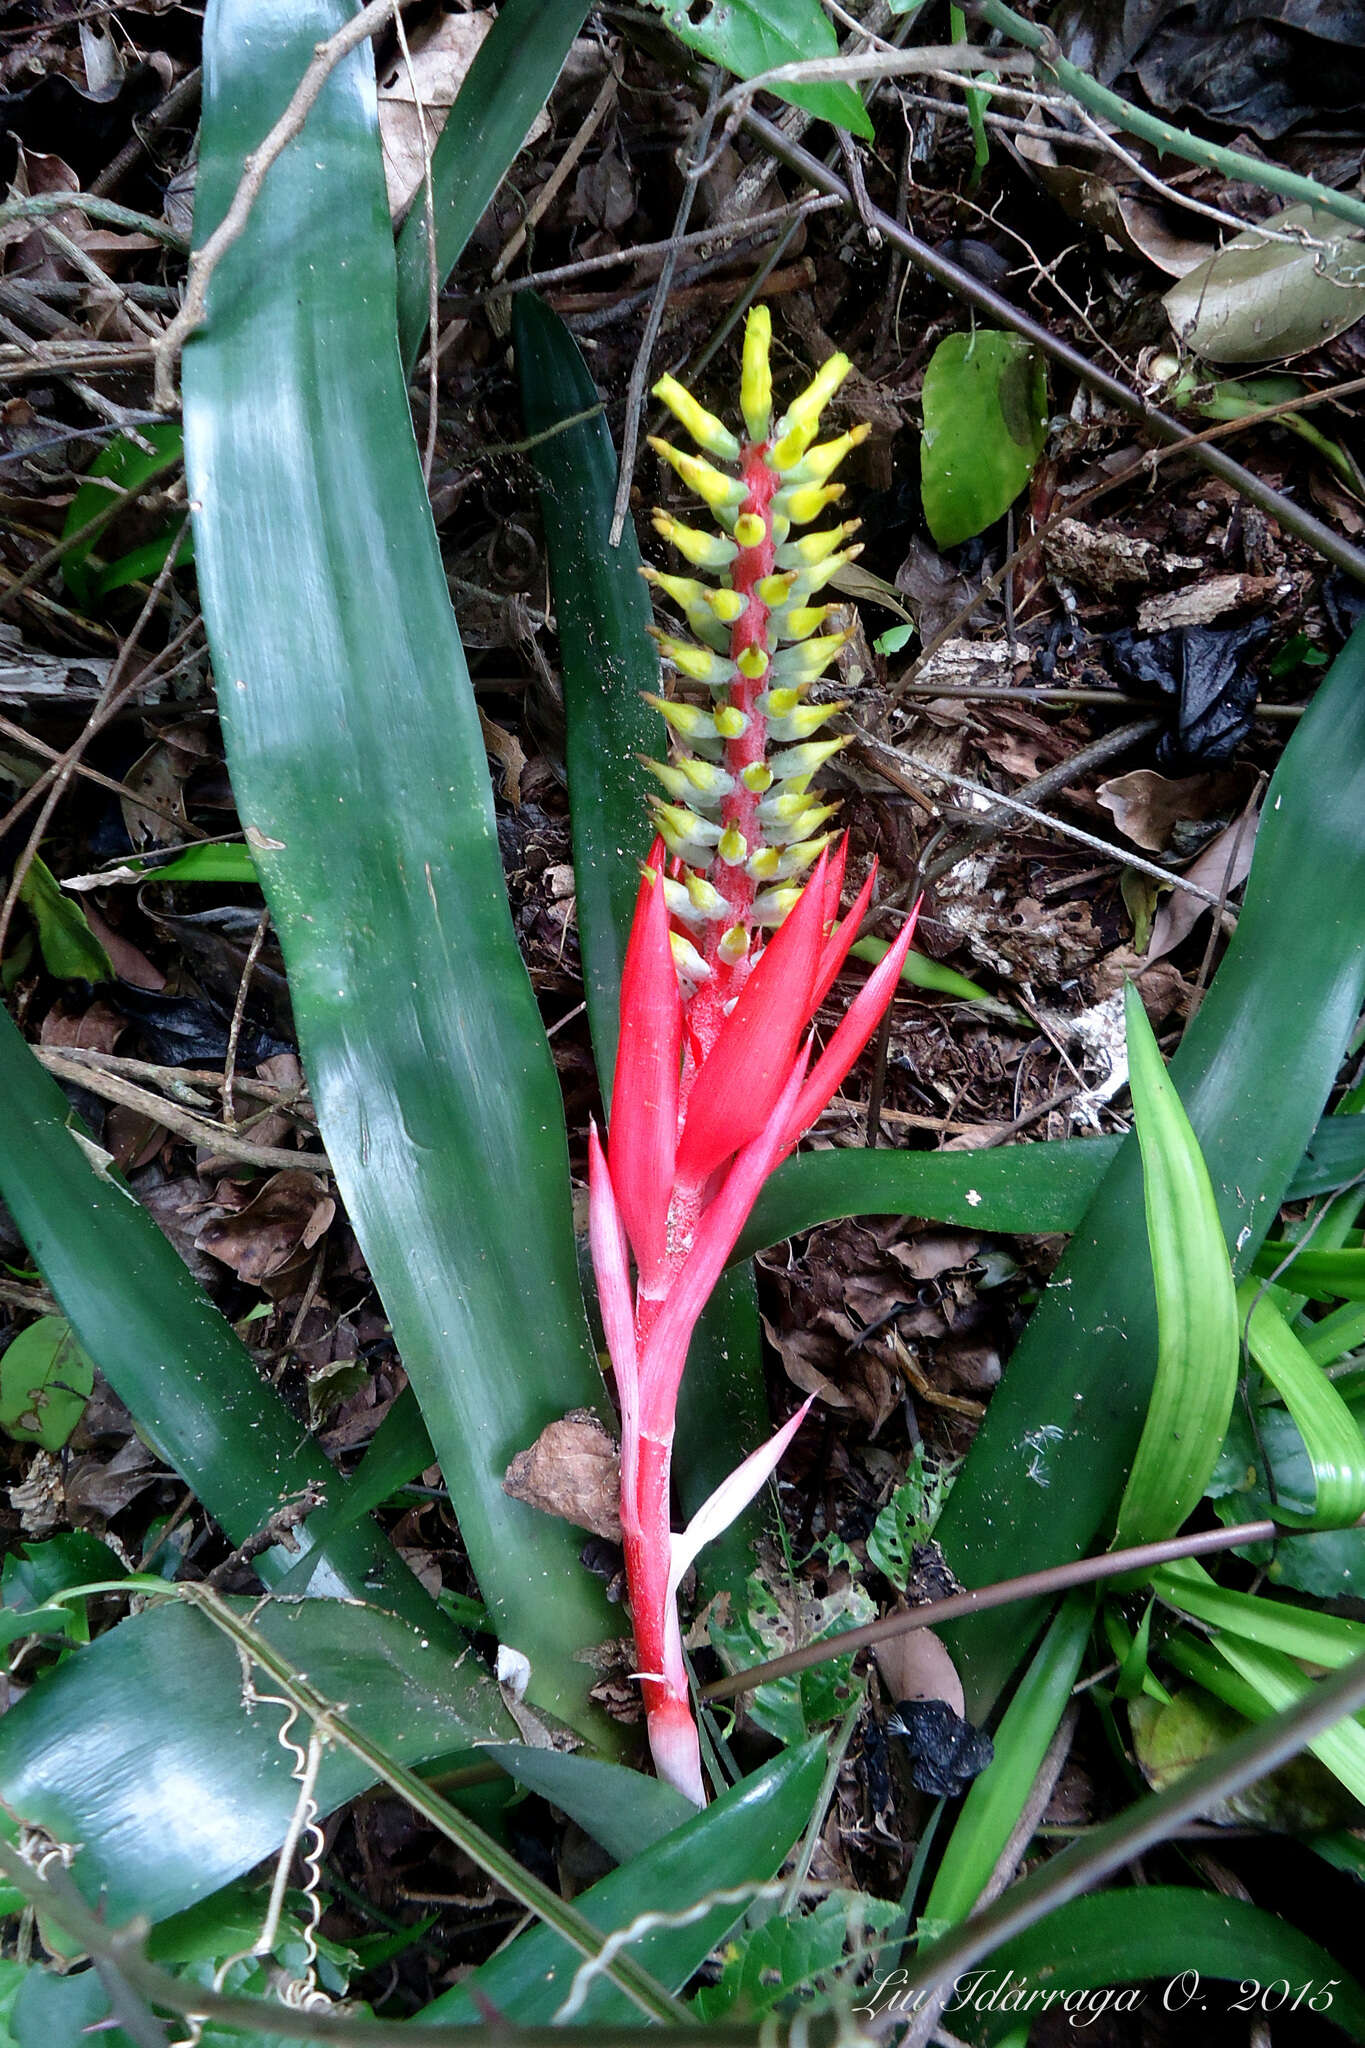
[513, 290, 662, 1085]
[865, 1446, 953, 1589]
[709, 1571, 873, 1746]
[966, 1889, 1365, 2044]
[1155, 1558, 1365, 1670]
[0, 1317, 92, 1451]
[933, 622, 1365, 1718]
[1208, 1395, 1365, 1596]
[138, 843, 258, 886]
[481, 1745, 694, 1863]
[1285, 1112, 1365, 1199]
[924, 1592, 1092, 1928]
[0, 1597, 509, 1927]
[920, 330, 1048, 549]
[1252, 1242, 1365, 1300]
[14, 856, 111, 982]
[694, 1890, 899, 2022]
[737, 1135, 1122, 1261]
[59, 421, 187, 609]
[1164, 203, 1365, 366]
[849, 933, 993, 1003]
[0, 999, 445, 1625]
[420, 1741, 827, 2025]
[1237, 1282, 1365, 1528]
[395, 0, 588, 375]
[1111, 986, 1239, 1553]
[647, 0, 873, 139]
[182, 0, 618, 1740]
[513, 290, 767, 1592]
[1215, 1636, 1365, 1809]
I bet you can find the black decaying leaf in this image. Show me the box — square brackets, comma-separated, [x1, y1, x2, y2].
[888, 1698, 995, 1798]
[1108, 618, 1271, 768]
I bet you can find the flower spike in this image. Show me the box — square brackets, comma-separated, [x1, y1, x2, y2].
[585, 310, 923, 1805]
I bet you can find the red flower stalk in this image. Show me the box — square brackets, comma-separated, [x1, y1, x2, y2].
[590, 310, 919, 1803]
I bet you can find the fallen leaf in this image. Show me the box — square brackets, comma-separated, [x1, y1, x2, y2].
[1164, 203, 1365, 365]
[502, 1409, 622, 1541]
[1096, 765, 1255, 853]
[39, 998, 126, 1052]
[873, 1626, 965, 1715]
[1147, 790, 1261, 960]
[193, 1170, 334, 1284]
[376, 12, 550, 219]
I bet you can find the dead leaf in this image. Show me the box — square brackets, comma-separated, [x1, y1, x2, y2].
[64, 1434, 161, 1523]
[887, 1231, 982, 1283]
[40, 998, 125, 1052]
[1096, 765, 1255, 853]
[81, 902, 165, 989]
[502, 1409, 622, 1541]
[120, 737, 191, 849]
[1147, 790, 1262, 961]
[479, 708, 526, 805]
[194, 1170, 334, 1283]
[377, 13, 550, 219]
[9, 1451, 63, 1537]
[1165, 203, 1365, 365]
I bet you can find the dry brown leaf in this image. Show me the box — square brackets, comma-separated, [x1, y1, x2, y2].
[376, 12, 550, 218]
[1147, 792, 1261, 961]
[1096, 765, 1255, 853]
[502, 1408, 622, 1541]
[40, 997, 126, 1052]
[194, 1170, 335, 1283]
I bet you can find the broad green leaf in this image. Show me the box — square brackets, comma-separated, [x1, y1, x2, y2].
[1208, 1394, 1365, 1596]
[513, 290, 663, 1086]
[0, 1317, 92, 1451]
[1287, 1112, 1365, 1199]
[395, 0, 587, 374]
[0, 1597, 510, 1926]
[1155, 1557, 1365, 1670]
[1111, 985, 1238, 1553]
[737, 1134, 1123, 1260]
[709, 1571, 873, 1746]
[481, 1745, 693, 1863]
[934, 623, 1365, 1718]
[420, 1741, 827, 2026]
[183, 0, 618, 1740]
[14, 856, 110, 981]
[59, 421, 188, 609]
[513, 290, 766, 1588]
[0, 1003, 442, 1624]
[920, 330, 1047, 549]
[1303, 1300, 1365, 1367]
[924, 1592, 1092, 1929]
[646, 0, 873, 138]
[1237, 1282, 1365, 1528]
[969, 1889, 1365, 2044]
[1165, 204, 1365, 366]
[1253, 1242, 1365, 1300]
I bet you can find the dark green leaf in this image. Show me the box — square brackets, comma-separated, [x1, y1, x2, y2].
[737, 1135, 1121, 1260]
[421, 1741, 827, 2025]
[935, 622, 1365, 1717]
[395, 0, 588, 374]
[1253, 1242, 1365, 1300]
[0, 1598, 510, 1926]
[1285, 1113, 1365, 1199]
[965, 1889, 1365, 2044]
[1210, 1395, 1365, 1596]
[59, 421, 185, 610]
[183, 0, 618, 1740]
[920, 331, 1048, 549]
[482, 1745, 693, 1862]
[0, 1004, 442, 1624]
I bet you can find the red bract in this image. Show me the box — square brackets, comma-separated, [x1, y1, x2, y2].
[589, 307, 922, 1801]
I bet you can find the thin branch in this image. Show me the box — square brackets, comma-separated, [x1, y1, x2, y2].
[700, 1513, 1344, 1701]
[0, 189, 189, 251]
[154, 0, 400, 408]
[741, 109, 1365, 586]
[975, 0, 1365, 235]
[34, 1047, 327, 1175]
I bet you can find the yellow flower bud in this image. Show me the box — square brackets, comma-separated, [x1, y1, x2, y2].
[733, 512, 766, 548]
[650, 510, 738, 571]
[714, 704, 748, 739]
[652, 374, 741, 462]
[741, 305, 773, 442]
[648, 437, 744, 519]
[717, 825, 748, 866]
[736, 646, 769, 680]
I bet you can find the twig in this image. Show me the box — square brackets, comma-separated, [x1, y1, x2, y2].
[608, 77, 721, 548]
[34, 1048, 328, 1175]
[0, 189, 189, 251]
[31, 217, 163, 339]
[90, 65, 203, 198]
[393, 8, 440, 485]
[0, 470, 174, 620]
[975, 0, 1365, 234]
[222, 908, 272, 1127]
[33, 1046, 310, 1113]
[0, 531, 196, 961]
[885, 684, 1306, 720]
[740, 109, 1365, 585]
[0, 710, 204, 828]
[700, 1513, 1360, 1702]
[154, 0, 401, 408]
[490, 56, 620, 284]
[851, 724, 1220, 903]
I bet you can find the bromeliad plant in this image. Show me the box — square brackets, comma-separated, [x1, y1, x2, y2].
[589, 309, 917, 1802]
